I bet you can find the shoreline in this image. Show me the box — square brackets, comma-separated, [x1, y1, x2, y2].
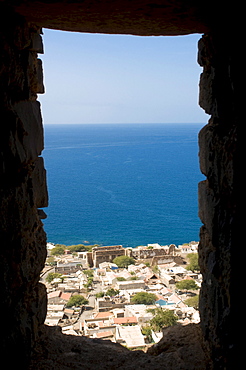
[47, 240, 199, 250]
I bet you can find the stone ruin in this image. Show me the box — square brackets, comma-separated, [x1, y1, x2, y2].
[0, 1, 242, 369]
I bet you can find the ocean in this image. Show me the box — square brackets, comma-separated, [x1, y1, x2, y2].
[42, 123, 205, 247]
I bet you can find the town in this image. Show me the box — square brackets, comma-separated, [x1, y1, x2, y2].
[41, 242, 201, 350]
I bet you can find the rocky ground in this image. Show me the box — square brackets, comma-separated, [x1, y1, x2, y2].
[30, 323, 211, 370]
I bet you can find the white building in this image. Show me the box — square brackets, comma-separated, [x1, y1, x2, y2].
[116, 325, 145, 348]
[124, 304, 153, 324]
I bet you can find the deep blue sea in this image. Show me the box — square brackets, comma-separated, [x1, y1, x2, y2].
[42, 123, 205, 247]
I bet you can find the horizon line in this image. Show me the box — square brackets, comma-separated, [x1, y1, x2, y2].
[43, 122, 206, 125]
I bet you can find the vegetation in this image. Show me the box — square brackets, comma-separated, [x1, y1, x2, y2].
[175, 279, 199, 291]
[113, 255, 135, 268]
[149, 308, 178, 331]
[50, 243, 98, 256]
[186, 253, 200, 272]
[141, 325, 153, 343]
[46, 272, 63, 283]
[152, 265, 159, 274]
[50, 246, 66, 256]
[116, 277, 126, 281]
[184, 294, 199, 309]
[66, 244, 96, 253]
[130, 292, 157, 305]
[46, 256, 57, 266]
[83, 269, 94, 277]
[66, 294, 88, 307]
[105, 288, 119, 297]
[95, 292, 105, 298]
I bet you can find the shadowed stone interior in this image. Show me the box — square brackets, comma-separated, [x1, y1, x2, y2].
[0, 1, 242, 368]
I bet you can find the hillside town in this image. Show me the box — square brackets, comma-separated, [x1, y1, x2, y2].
[41, 242, 201, 350]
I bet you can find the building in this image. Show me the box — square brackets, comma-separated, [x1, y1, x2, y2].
[91, 245, 126, 267]
[116, 279, 146, 290]
[125, 304, 154, 324]
[116, 325, 145, 348]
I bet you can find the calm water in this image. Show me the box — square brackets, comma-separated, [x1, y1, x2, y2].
[42, 123, 205, 247]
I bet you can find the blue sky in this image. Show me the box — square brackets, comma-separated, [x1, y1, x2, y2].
[39, 30, 208, 124]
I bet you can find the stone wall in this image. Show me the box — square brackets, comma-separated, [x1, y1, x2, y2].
[0, 8, 47, 367]
[92, 245, 126, 267]
[198, 33, 241, 368]
[0, 2, 243, 368]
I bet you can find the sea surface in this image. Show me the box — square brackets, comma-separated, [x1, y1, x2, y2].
[42, 123, 205, 247]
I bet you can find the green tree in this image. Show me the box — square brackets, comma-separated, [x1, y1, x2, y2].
[95, 292, 105, 298]
[130, 292, 157, 305]
[175, 279, 199, 291]
[184, 295, 199, 309]
[46, 256, 57, 266]
[141, 325, 153, 343]
[67, 244, 87, 252]
[149, 308, 178, 332]
[186, 253, 200, 272]
[113, 255, 135, 268]
[46, 272, 63, 283]
[84, 276, 93, 290]
[83, 269, 94, 278]
[105, 288, 119, 297]
[116, 277, 126, 281]
[66, 295, 88, 307]
[50, 246, 65, 255]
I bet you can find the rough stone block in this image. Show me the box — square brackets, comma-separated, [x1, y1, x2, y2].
[36, 58, 45, 94]
[29, 32, 44, 53]
[31, 157, 48, 208]
[198, 180, 216, 241]
[13, 100, 44, 161]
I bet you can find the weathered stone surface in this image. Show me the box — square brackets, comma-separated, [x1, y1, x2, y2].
[13, 101, 44, 160]
[198, 33, 242, 369]
[31, 157, 49, 209]
[30, 324, 210, 370]
[0, 2, 243, 369]
[147, 323, 211, 369]
[0, 11, 47, 367]
[11, 0, 210, 36]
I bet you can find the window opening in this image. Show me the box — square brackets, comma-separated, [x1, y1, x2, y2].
[39, 30, 207, 343]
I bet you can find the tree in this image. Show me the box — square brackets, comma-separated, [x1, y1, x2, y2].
[149, 308, 178, 331]
[130, 292, 157, 305]
[175, 279, 199, 291]
[46, 272, 63, 283]
[116, 277, 126, 281]
[186, 253, 200, 272]
[185, 295, 199, 309]
[67, 244, 87, 252]
[105, 288, 119, 297]
[67, 244, 96, 253]
[66, 295, 88, 307]
[46, 256, 57, 266]
[83, 269, 94, 278]
[141, 325, 153, 343]
[113, 255, 135, 268]
[95, 292, 105, 298]
[50, 246, 65, 255]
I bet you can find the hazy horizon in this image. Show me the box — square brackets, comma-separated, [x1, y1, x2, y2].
[39, 30, 208, 125]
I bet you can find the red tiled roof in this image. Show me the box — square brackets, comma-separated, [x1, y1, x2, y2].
[60, 292, 72, 301]
[96, 331, 114, 338]
[113, 316, 137, 324]
[94, 312, 113, 319]
[48, 290, 61, 299]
